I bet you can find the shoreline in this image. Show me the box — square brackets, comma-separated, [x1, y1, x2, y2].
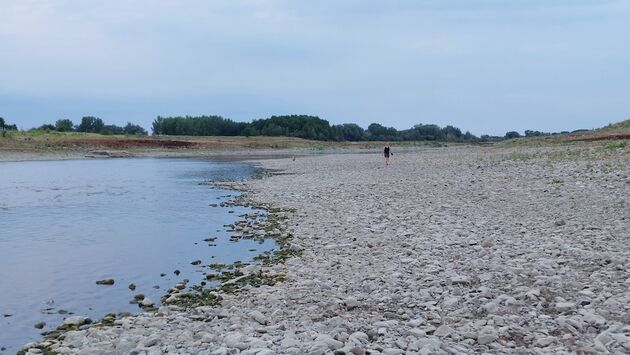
[9, 158, 296, 355]
[17, 143, 630, 354]
[0, 144, 446, 163]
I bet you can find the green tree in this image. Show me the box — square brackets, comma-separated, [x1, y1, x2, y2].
[0, 117, 5, 128]
[100, 124, 124, 135]
[124, 123, 148, 135]
[37, 124, 56, 131]
[77, 116, 105, 133]
[505, 131, 521, 139]
[443, 125, 463, 141]
[55, 119, 74, 132]
[367, 123, 388, 140]
[150, 114, 485, 142]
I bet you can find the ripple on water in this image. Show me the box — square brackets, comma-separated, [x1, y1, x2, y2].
[0, 158, 274, 354]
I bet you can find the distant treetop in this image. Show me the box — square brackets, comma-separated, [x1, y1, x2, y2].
[151, 115, 481, 142]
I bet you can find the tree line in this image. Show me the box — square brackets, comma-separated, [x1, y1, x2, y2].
[152, 115, 485, 142]
[0, 117, 18, 131]
[504, 128, 588, 139]
[32, 117, 148, 135]
[2, 114, 585, 141]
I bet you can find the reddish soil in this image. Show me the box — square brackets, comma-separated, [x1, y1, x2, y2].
[62, 138, 204, 149]
[56, 137, 293, 150]
[565, 132, 630, 142]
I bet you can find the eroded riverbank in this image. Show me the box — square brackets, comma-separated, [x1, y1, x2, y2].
[18, 143, 630, 354]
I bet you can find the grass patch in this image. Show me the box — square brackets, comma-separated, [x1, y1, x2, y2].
[164, 288, 222, 308]
[502, 151, 539, 161]
[601, 119, 630, 131]
[604, 141, 627, 150]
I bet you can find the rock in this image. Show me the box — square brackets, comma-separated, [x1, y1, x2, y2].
[128, 283, 136, 291]
[344, 297, 360, 310]
[578, 289, 595, 297]
[580, 310, 606, 326]
[477, 330, 498, 345]
[349, 347, 365, 355]
[144, 336, 160, 347]
[481, 301, 499, 314]
[223, 333, 249, 350]
[314, 334, 343, 350]
[443, 296, 459, 308]
[95, 278, 114, 285]
[434, 325, 455, 337]
[191, 260, 202, 265]
[556, 302, 576, 312]
[241, 265, 261, 274]
[249, 310, 268, 325]
[22, 342, 38, 351]
[374, 320, 398, 329]
[555, 219, 566, 226]
[348, 331, 369, 345]
[62, 316, 91, 327]
[408, 328, 426, 337]
[481, 238, 494, 248]
[34, 322, 46, 329]
[134, 293, 145, 301]
[450, 275, 470, 285]
[536, 336, 555, 347]
[140, 298, 154, 307]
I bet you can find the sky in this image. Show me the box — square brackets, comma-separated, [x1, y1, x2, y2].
[0, 0, 629, 136]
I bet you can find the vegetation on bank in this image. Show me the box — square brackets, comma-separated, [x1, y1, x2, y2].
[28, 117, 148, 136]
[151, 115, 611, 142]
[601, 119, 630, 131]
[152, 115, 485, 142]
[0, 117, 18, 136]
[3, 114, 628, 144]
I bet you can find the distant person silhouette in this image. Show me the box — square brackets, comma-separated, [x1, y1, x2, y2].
[383, 141, 392, 165]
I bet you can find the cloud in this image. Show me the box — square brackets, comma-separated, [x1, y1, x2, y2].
[0, 0, 628, 135]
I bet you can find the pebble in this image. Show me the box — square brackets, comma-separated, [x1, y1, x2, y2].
[556, 302, 576, 312]
[21, 148, 630, 354]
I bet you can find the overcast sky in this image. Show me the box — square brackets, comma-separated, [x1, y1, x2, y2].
[1, 0, 629, 135]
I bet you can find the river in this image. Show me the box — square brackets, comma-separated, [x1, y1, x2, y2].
[0, 158, 273, 353]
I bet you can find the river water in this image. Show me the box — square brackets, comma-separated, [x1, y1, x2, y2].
[0, 158, 273, 353]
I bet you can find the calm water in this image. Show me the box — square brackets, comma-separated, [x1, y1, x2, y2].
[0, 158, 274, 354]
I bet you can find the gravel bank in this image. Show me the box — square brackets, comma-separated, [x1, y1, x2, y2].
[21, 145, 630, 354]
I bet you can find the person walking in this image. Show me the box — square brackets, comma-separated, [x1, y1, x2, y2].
[383, 141, 392, 165]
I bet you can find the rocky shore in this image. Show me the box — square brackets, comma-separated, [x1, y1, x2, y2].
[21, 144, 630, 354]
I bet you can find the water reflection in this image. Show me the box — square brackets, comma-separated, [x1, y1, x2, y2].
[0, 158, 272, 353]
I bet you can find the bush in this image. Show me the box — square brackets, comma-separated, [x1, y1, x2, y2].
[37, 124, 56, 131]
[124, 123, 148, 135]
[505, 131, 521, 139]
[55, 119, 74, 132]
